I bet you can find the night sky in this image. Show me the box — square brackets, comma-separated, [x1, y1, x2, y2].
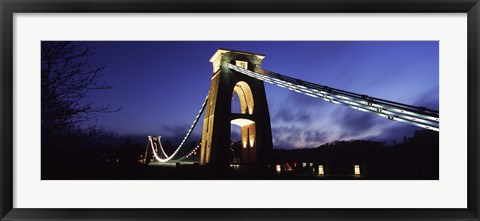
[81, 41, 439, 149]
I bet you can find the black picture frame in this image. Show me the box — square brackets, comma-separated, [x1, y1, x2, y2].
[1, 0, 479, 220]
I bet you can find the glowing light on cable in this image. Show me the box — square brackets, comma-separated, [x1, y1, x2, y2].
[148, 92, 209, 163]
[228, 64, 439, 131]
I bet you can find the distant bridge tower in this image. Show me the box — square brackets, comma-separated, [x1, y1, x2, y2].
[200, 49, 273, 169]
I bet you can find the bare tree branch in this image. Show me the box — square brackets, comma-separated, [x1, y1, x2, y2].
[41, 41, 121, 146]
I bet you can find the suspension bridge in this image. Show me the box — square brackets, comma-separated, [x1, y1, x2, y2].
[143, 48, 439, 169]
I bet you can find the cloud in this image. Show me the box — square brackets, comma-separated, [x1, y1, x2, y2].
[287, 91, 329, 108]
[274, 108, 295, 122]
[159, 124, 190, 136]
[270, 90, 388, 148]
[304, 130, 328, 142]
[156, 124, 201, 143]
[412, 87, 439, 111]
[271, 126, 305, 149]
[367, 124, 419, 143]
[269, 91, 431, 149]
[272, 91, 330, 124]
[230, 126, 241, 141]
[332, 108, 380, 139]
[271, 125, 328, 149]
[273, 108, 312, 123]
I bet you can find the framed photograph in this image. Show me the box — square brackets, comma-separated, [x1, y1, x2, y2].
[1, 0, 479, 220]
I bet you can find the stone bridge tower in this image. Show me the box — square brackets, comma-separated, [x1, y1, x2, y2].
[199, 48, 273, 169]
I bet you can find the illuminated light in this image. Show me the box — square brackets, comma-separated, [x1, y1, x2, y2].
[298, 85, 307, 89]
[299, 88, 313, 94]
[309, 163, 313, 167]
[155, 136, 169, 157]
[210, 49, 230, 72]
[229, 65, 440, 132]
[275, 165, 281, 173]
[302, 88, 316, 94]
[233, 81, 254, 114]
[235, 60, 248, 70]
[272, 79, 283, 83]
[318, 165, 324, 176]
[357, 107, 369, 112]
[231, 118, 255, 127]
[354, 165, 361, 176]
[302, 162, 307, 167]
[248, 125, 256, 147]
[116, 159, 119, 163]
[148, 91, 210, 163]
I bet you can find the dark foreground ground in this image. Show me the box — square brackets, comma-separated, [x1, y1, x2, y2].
[42, 130, 439, 180]
[42, 162, 436, 180]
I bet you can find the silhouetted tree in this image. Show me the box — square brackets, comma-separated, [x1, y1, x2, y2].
[41, 41, 120, 171]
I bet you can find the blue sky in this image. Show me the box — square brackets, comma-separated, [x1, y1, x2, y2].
[81, 41, 439, 149]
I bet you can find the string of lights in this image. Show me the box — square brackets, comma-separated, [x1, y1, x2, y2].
[228, 64, 439, 131]
[147, 91, 209, 163]
[183, 143, 201, 159]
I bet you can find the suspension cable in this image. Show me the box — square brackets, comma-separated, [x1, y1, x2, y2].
[148, 91, 209, 163]
[228, 64, 439, 132]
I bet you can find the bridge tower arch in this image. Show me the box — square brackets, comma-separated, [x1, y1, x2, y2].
[200, 49, 273, 169]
